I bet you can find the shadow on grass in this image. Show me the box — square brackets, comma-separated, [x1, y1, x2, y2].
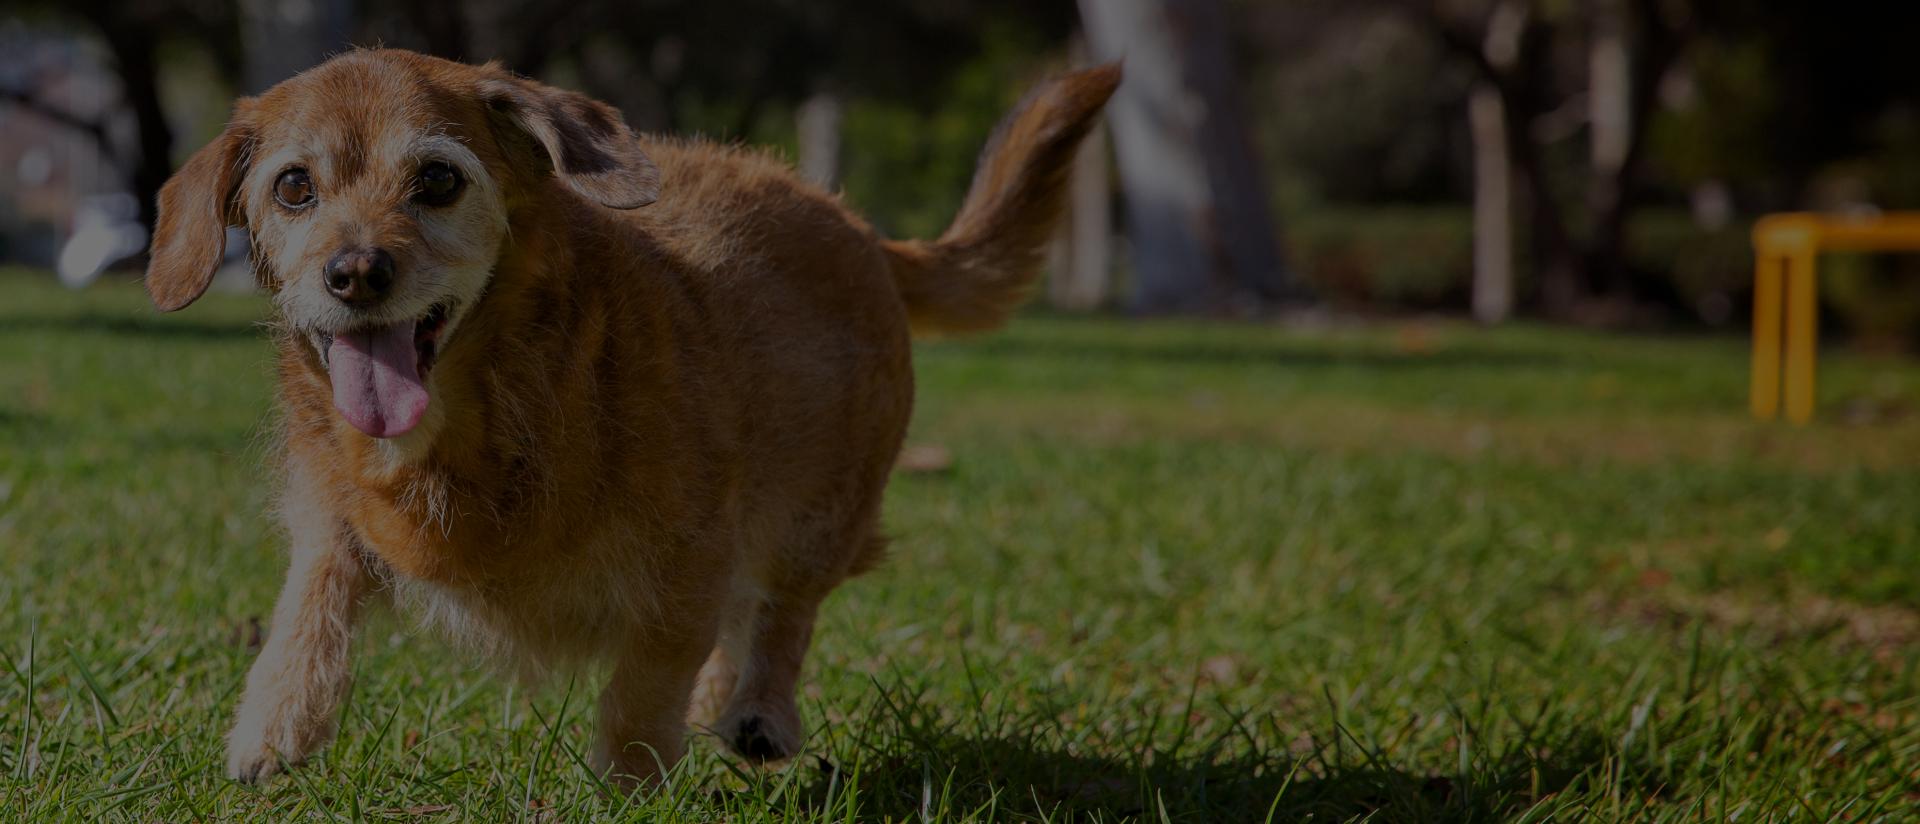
[799, 732, 1639, 822]
[0, 313, 267, 342]
[786, 679, 1655, 823]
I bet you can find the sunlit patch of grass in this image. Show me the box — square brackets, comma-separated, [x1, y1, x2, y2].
[3, 268, 1918, 820]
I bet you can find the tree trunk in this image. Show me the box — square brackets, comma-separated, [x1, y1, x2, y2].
[1584, 0, 1688, 304]
[1077, 0, 1287, 313]
[1049, 34, 1113, 312]
[1469, 2, 1526, 324]
[1499, 14, 1585, 317]
[1421, 0, 1689, 320]
[796, 88, 844, 189]
[1584, 0, 1632, 300]
[68, 3, 173, 233]
[1469, 83, 1513, 324]
[95, 24, 170, 233]
[1589, 0, 1631, 178]
[1049, 103, 1112, 311]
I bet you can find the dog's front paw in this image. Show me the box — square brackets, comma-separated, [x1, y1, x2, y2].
[717, 703, 803, 763]
[225, 703, 305, 783]
[226, 742, 288, 784]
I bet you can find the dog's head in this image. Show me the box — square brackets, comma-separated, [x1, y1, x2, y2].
[145, 49, 659, 439]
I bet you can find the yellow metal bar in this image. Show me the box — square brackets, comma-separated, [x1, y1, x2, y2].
[1783, 249, 1818, 424]
[1815, 215, 1920, 250]
[1749, 211, 1920, 422]
[1749, 253, 1783, 420]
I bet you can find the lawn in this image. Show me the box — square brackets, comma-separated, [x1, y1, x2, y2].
[2, 267, 1918, 821]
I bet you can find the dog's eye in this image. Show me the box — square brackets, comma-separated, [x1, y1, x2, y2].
[415, 161, 463, 206]
[273, 169, 315, 209]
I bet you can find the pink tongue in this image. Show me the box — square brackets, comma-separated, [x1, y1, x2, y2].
[326, 322, 429, 438]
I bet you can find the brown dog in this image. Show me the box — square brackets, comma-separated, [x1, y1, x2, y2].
[144, 48, 1116, 787]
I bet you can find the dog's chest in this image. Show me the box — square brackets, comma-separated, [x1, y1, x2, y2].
[383, 566, 638, 667]
[314, 413, 730, 666]
[344, 467, 548, 583]
[341, 477, 650, 654]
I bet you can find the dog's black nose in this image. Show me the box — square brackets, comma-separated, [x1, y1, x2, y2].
[324, 248, 395, 306]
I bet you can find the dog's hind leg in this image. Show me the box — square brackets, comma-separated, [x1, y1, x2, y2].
[712, 589, 825, 762]
[226, 468, 374, 782]
[713, 509, 884, 763]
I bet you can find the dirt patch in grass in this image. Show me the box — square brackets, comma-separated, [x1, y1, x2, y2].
[1597, 586, 1920, 657]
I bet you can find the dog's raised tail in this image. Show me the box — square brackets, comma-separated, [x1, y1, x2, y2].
[884, 64, 1121, 336]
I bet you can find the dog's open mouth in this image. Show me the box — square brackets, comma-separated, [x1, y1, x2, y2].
[319, 303, 451, 439]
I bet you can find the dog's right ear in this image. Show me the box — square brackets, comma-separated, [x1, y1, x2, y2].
[147, 110, 252, 312]
[479, 73, 660, 210]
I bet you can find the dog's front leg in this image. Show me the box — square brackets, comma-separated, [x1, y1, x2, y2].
[226, 501, 372, 783]
[595, 619, 722, 790]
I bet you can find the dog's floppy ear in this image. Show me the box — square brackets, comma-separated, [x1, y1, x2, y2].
[481, 74, 660, 209]
[146, 114, 252, 312]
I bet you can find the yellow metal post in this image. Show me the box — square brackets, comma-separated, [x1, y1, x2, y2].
[1747, 212, 1920, 423]
[1783, 249, 1818, 424]
[1749, 254, 1783, 420]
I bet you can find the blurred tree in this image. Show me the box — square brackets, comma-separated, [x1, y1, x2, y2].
[1242, 3, 1463, 210]
[364, 0, 1082, 247]
[364, 0, 1073, 137]
[1468, 1, 1523, 324]
[1047, 33, 1114, 313]
[1249, 0, 1920, 322]
[1079, 0, 1289, 313]
[3, 0, 242, 231]
[1652, 2, 1920, 207]
[795, 87, 844, 188]
[1399, 0, 1695, 318]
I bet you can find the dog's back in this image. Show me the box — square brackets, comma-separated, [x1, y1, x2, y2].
[593, 66, 1124, 583]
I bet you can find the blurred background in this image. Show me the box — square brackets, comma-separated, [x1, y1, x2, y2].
[5, 0, 1920, 342]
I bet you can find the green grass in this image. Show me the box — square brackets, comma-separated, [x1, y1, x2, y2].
[3, 267, 1918, 821]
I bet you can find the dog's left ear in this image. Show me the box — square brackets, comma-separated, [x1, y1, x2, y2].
[146, 113, 252, 312]
[481, 74, 660, 209]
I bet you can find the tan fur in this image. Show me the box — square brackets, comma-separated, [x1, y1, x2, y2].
[887, 63, 1122, 335]
[144, 49, 1117, 788]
